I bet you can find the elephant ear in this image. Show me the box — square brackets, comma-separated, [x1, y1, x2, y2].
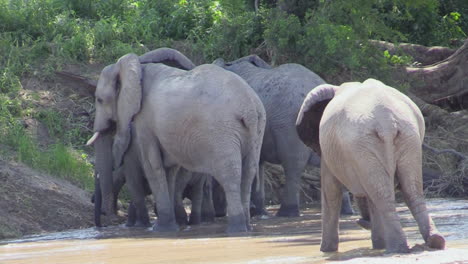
[227, 55, 272, 69]
[139, 48, 195, 70]
[113, 53, 142, 168]
[296, 84, 338, 156]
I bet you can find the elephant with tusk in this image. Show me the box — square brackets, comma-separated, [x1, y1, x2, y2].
[87, 48, 266, 233]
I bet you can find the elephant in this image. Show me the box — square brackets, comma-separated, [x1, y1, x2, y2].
[174, 170, 214, 225]
[213, 55, 354, 217]
[95, 126, 214, 228]
[91, 48, 197, 227]
[87, 48, 266, 232]
[296, 79, 446, 253]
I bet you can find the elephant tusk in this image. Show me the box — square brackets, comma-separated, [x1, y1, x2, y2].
[86, 132, 100, 146]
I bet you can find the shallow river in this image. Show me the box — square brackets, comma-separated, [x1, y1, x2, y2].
[1, 199, 468, 264]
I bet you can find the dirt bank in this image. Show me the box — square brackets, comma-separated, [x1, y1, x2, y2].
[0, 158, 94, 239]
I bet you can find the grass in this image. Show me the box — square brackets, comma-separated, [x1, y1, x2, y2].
[1, 120, 94, 191]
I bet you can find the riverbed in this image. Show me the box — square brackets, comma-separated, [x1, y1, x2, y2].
[1, 199, 467, 263]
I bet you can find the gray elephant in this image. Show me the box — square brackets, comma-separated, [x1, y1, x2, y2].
[87, 48, 266, 232]
[95, 128, 213, 228]
[213, 55, 354, 217]
[173, 170, 214, 225]
[91, 49, 198, 227]
[296, 79, 446, 253]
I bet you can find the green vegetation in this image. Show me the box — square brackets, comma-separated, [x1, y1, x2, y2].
[0, 0, 466, 190]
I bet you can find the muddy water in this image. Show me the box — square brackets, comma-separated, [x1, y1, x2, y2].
[1, 199, 468, 264]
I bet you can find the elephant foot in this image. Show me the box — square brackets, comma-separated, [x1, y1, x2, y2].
[133, 220, 151, 228]
[340, 206, 354, 215]
[427, 234, 446, 250]
[372, 238, 385, 250]
[250, 206, 268, 217]
[215, 211, 227, 218]
[320, 242, 338, 252]
[188, 215, 201, 225]
[356, 218, 371, 230]
[176, 216, 188, 226]
[201, 212, 215, 223]
[385, 243, 410, 254]
[276, 204, 300, 217]
[226, 214, 248, 233]
[153, 222, 179, 232]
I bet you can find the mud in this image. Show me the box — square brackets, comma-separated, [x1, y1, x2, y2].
[1, 199, 468, 263]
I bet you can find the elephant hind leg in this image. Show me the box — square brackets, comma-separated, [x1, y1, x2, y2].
[275, 128, 309, 217]
[367, 198, 385, 249]
[215, 156, 247, 233]
[320, 161, 342, 252]
[396, 152, 446, 250]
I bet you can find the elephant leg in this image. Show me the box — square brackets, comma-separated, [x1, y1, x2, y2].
[368, 198, 385, 249]
[188, 174, 205, 225]
[139, 138, 178, 232]
[126, 201, 137, 227]
[201, 176, 215, 223]
[166, 166, 179, 210]
[397, 153, 445, 250]
[124, 169, 150, 227]
[356, 197, 371, 230]
[174, 168, 190, 226]
[276, 162, 303, 217]
[251, 163, 267, 216]
[370, 197, 408, 253]
[241, 150, 260, 230]
[320, 161, 342, 252]
[340, 190, 354, 215]
[212, 179, 227, 217]
[215, 156, 247, 233]
[276, 130, 309, 217]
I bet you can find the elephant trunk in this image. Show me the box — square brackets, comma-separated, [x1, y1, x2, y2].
[94, 130, 115, 221]
[93, 172, 102, 227]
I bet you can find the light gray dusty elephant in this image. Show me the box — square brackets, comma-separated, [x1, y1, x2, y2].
[91, 48, 198, 227]
[213, 55, 354, 217]
[296, 79, 446, 253]
[87, 49, 266, 232]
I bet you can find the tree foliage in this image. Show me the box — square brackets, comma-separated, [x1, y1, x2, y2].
[0, 0, 467, 186]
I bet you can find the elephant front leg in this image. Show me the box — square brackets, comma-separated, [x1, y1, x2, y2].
[139, 139, 178, 232]
[320, 162, 342, 252]
[188, 173, 205, 225]
[200, 176, 215, 223]
[340, 190, 354, 215]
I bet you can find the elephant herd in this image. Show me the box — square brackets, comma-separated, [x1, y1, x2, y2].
[87, 48, 445, 253]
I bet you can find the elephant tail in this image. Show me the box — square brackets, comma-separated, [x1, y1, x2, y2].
[374, 124, 399, 178]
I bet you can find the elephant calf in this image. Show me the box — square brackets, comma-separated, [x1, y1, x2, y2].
[296, 79, 445, 253]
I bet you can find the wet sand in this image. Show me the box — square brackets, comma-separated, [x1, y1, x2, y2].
[1, 199, 468, 263]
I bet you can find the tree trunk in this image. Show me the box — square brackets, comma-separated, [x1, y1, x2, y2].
[405, 39, 468, 109]
[369, 40, 455, 66]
